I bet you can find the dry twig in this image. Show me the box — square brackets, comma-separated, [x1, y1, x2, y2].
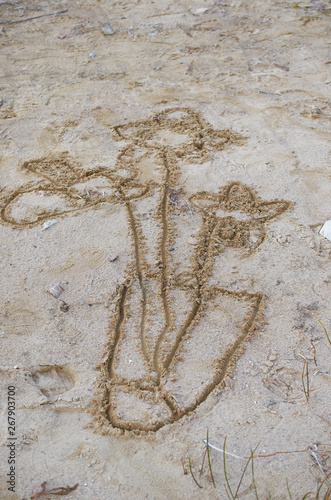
[0, 9, 68, 24]
[28, 481, 78, 498]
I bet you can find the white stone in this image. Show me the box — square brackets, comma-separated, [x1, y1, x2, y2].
[320, 220, 331, 242]
[195, 8, 209, 14]
[41, 219, 57, 231]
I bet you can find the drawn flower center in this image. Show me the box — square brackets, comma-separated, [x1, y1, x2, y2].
[147, 129, 189, 147]
[216, 217, 250, 247]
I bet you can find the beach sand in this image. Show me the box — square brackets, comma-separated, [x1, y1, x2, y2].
[0, 1, 330, 498]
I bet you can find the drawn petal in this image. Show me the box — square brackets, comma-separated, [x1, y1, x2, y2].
[22, 153, 84, 187]
[189, 191, 220, 211]
[256, 200, 293, 220]
[221, 181, 256, 211]
[1, 189, 82, 226]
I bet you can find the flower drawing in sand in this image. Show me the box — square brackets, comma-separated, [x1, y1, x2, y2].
[0, 108, 292, 433]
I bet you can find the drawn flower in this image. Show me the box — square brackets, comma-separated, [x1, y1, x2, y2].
[112, 107, 243, 165]
[92, 114, 292, 434]
[190, 181, 292, 254]
[0, 153, 152, 227]
[0, 109, 293, 435]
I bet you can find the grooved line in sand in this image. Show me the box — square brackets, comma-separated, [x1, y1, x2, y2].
[124, 198, 149, 364]
[154, 150, 172, 377]
[0, 107, 292, 434]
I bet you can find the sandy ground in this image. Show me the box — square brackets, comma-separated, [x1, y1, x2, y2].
[0, 0, 330, 498]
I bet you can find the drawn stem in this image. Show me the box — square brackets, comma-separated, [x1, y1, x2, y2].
[124, 199, 149, 364]
[154, 150, 173, 377]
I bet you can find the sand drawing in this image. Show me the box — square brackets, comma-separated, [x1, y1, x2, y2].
[0, 108, 292, 433]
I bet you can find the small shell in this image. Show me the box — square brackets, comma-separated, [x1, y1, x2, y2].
[48, 283, 64, 299]
[41, 219, 58, 231]
[320, 220, 331, 242]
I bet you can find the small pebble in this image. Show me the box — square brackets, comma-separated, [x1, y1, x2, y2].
[195, 7, 209, 14]
[48, 283, 64, 299]
[101, 23, 115, 35]
[60, 301, 69, 312]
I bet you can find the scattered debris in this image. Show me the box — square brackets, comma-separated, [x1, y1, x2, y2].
[89, 52, 96, 58]
[60, 301, 69, 312]
[28, 481, 78, 498]
[58, 34, 66, 39]
[264, 400, 277, 407]
[109, 256, 119, 262]
[167, 187, 181, 204]
[41, 219, 58, 231]
[127, 27, 136, 38]
[319, 220, 331, 242]
[101, 23, 115, 35]
[274, 63, 290, 72]
[48, 284, 65, 299]
[187, 60, 194, 74]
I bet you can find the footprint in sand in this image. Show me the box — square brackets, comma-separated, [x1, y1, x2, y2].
[28, 365, 74, 403]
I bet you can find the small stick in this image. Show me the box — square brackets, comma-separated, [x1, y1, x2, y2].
[310, 339, 317, 365]
[302, 360, 310, 402]
[181, 458, 188, 475]
[0, 9, 68, 25]
[248, 449, 307, 459]
[29, 481, 78, 498]
[309, 405, 331, 426]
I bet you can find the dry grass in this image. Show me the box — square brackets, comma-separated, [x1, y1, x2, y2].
[184, 315, 330, 498]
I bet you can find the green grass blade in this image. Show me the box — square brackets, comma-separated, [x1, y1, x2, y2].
[206, 430, 216, 488]
[223, 437, 235, 500]
[251, 445, 260, 500]
[308, 310, 331, 347]
[188, 458, 202, 489]
[286, 478, 293, 499]
[234, 442, 260, 497]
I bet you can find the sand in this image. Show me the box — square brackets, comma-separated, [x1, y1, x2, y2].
[0, 0, 330, 498]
